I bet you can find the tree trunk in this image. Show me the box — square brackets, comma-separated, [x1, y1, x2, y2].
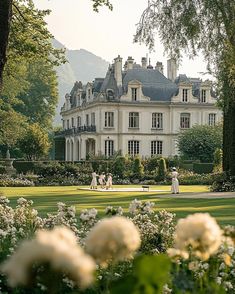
[0, 0, 13, 93]
[222, 69, 235, 177]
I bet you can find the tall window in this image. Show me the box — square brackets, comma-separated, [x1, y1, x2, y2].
[88, 89, 91, 99]
[201, 89, 207, 103]
[128, 141, 140, 156]
[67, 119, 69, 129]
[86, 114, 89, 126]
[77, 116, 81, 127]
[131, 88, 137, 101]
[129, 112, 139, 128]
[105, 140, 114, 157]
[182, 89, 188, 102]
[62, 120, 65, 129]
[91, 112, 95, 126]
[71, 117, 74, 127]
[105, 112, 114, 127]
[180, 113, 190, 129]
[152, 113, 163, 129]
[209, 113, 216, 126]
[151, 141, 163, 156]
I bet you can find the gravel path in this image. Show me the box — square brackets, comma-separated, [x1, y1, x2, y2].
[150, 191, 235, 199]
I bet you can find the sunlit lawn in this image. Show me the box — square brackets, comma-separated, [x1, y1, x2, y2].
[0, 185, 235, 226]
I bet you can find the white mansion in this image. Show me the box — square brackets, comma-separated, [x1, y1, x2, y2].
[59, 56, 222, 161]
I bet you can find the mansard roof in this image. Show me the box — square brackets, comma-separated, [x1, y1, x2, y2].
[123, 68, 178, 101]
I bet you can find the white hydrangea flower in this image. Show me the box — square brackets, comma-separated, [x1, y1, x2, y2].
[173, 213, 222, 260]
[85, 216, 141, 267]
[1, 226, 96, 289]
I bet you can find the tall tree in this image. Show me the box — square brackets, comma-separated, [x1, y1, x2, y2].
[0, 0, 12, 92]
[135, 0, 235, 175]
[0, 0, 113, 94]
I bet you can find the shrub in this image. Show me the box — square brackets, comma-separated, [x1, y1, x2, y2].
[211, 172, 235, 192]
[213, 148, 223, 173]
[132, 156, 144, 178]
[193, 163, 214, 174]
[144, 156, 159, 173]
[158, 158, 167, 181]
[0, 175, 34, 187]
[112, 156, 126, 178]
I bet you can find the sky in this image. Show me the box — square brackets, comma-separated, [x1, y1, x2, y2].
[33, 0, 211, 79]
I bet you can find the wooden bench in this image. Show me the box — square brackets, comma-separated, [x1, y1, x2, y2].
[142, 185, 150, 192]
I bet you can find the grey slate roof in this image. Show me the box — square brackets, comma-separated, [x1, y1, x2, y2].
[123, 68, 178, 101]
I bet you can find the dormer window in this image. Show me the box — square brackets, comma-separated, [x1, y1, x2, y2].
[107, 89, 114, 100]
[182, 89, 188, 102]
[131, 88, 137, 101]
[201, 89, 207, 103]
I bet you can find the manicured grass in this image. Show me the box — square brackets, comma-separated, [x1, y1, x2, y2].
[0, 185, 235, 226]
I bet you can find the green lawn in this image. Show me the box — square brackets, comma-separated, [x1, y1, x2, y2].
[0, 185, 235, 226]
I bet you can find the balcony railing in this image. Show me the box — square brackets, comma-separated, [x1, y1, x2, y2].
[55, 125, 96, 137]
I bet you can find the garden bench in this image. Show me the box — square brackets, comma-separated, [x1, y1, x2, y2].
[142, 185, 150, 191]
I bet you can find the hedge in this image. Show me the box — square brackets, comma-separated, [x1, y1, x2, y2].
[193, 163, 214, 174]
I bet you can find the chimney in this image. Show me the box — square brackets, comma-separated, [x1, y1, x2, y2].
[114, 55, 123, 87]
[141, 57, 147, 68]
[167, 58, 177, 82]
[155, 61, 164, 74]
[126, 56, 134, 70]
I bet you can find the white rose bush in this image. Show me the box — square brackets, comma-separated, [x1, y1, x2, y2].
[0, 196, 234, 293]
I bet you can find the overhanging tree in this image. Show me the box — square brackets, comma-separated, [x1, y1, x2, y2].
[0, 0, 113, 93]
[135, 0, 235, 176]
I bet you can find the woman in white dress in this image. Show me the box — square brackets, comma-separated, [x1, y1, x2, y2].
[90, 172, 98, 189]
[171, 167, 179, 194]
[98, 172, 105, 189]
[106, 173, 113, 190]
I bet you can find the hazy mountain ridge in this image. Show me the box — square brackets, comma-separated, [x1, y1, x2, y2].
[53, 39, 109, 124]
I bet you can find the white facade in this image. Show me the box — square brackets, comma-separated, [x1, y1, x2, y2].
[60, 56, 222, 161]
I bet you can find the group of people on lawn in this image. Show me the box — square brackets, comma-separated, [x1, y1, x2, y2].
[90, 172, 113, 190]
[90, 167, 179, 194]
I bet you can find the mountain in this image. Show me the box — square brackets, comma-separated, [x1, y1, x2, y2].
[53, 39, 109, 124]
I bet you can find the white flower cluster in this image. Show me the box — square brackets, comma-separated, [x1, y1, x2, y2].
[43, 202, 78, 235]
[105, 206, 123, 216]
[1, 227, 96, 289]
[80, 208, 98, 225]
[170, 213, 223, 260]
[86, 216, 141, 267]
[129, 199, 154, 215]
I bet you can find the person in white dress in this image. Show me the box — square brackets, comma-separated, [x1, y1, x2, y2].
[171, 167, 179, 194]
[98, 172, 106, 189]
[106, 173, 113, 190]
[90, 172, 98, 189]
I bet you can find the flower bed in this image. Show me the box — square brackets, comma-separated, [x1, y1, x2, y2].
[0, 196, 234, 293]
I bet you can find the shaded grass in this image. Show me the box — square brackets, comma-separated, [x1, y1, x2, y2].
[0, 185, 234, 226]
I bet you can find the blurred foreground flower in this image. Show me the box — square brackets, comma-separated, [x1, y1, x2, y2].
[1, 226, 96, 289]
[85, 216, 141, 267]
[169, 213, 222, 260]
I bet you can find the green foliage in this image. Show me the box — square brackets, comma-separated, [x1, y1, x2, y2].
[193, 163, 214, 174]
[132, 156, 144, 178]
[110, 254, 171, 294]
[1, 0, 65, 129]
[0, 109, 27, 150]
[91, 0, 113, 12]
[112, 156, 126, 178]
[178, 124, 222, 163]
[145, 156, 159, 173]
[158, 158, 167, 181]
[213, 148, 223, 173]
[14, 60, 59, 128]
[18, 123, 51, 160]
